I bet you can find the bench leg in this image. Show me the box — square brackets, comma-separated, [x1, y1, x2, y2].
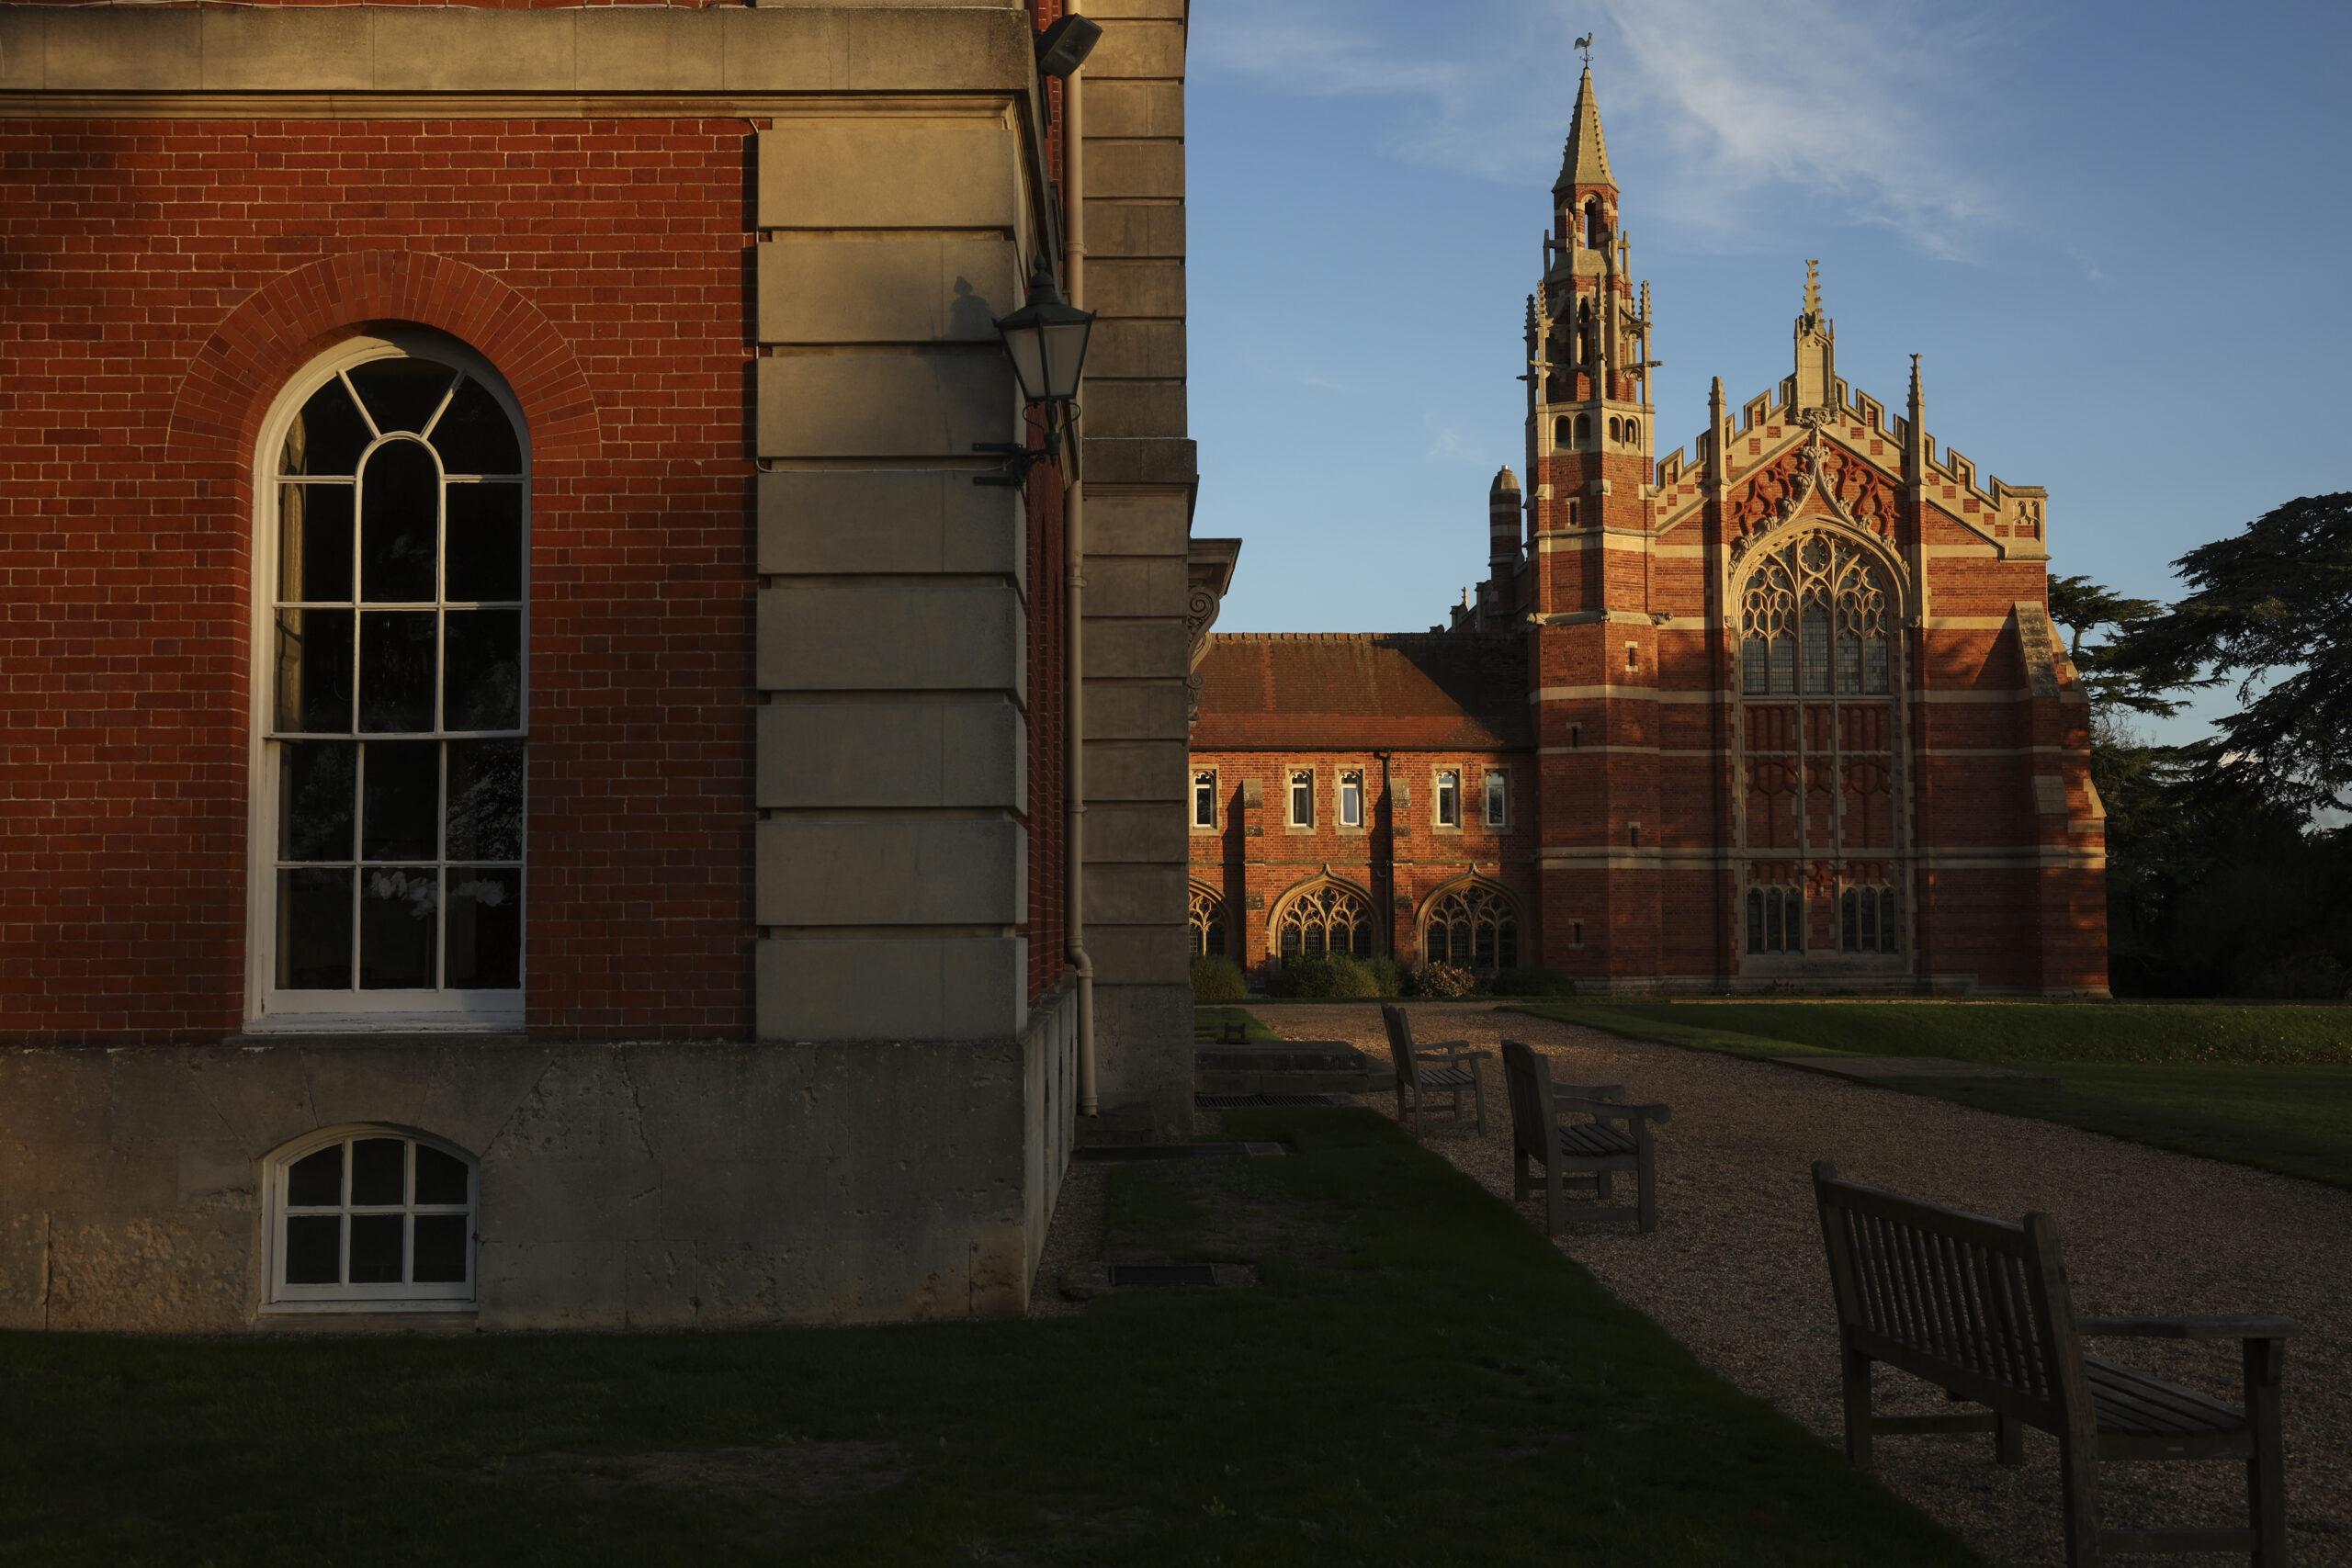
[1545, 1152, 1565, 1236]
[2058, 1433, 2103, 1568]
[1841, 1344, 1874, 1470]
[2246, 1337, 2287, 1568]
[1995, 1413, 2024, 1467]
[1471, 1059, 1486, 1136]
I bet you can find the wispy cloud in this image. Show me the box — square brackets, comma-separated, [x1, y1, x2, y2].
[1194, 0, 2016, 258]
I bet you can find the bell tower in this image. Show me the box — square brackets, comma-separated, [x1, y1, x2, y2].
[1523, 65, 1657, 617]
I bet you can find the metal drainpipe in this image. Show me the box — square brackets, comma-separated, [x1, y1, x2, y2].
[1065, 63, 1098, 1116]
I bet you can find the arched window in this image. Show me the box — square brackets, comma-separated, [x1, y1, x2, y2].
[1736, 531, 1905, 964]
[1574, 412, 1591, 446]
[1555, 414, 1573, 446]
[257, 336, 527, 1028]
[1739, 533, 1892, 698]
[1609, 415, 1623, 443]
[1274, 881, 1374, 960]
[1624, 418, 1639, 445]
[1583, 197, 1603, 249]
[1188, 882, 1229, 957]
[1422, 882, 1519, 970]
[266, 1127, 478, 1310]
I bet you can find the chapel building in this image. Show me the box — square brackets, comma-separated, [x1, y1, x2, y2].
[1189, 70, 2108, 996]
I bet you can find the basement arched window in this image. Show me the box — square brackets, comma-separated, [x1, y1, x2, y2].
[266, 1128, 478, 1311]
[256, 335, 527, 1030]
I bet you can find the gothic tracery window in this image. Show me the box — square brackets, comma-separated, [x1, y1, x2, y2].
[1740, 533, 1891, 697]
[1188, 883, 1229, 958]
[1274, 882, 1373, 961]
[1422, 883, 1519, 971]
[1736, 529, 1905, 963]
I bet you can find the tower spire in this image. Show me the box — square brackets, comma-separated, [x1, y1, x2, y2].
[1792, 258, 1837, 412]
[1555, 67, 1617, 192]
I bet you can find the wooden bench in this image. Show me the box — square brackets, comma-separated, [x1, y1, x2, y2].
[1812, 1162, 2297, 1566]
[1378, 1004, 1488, 1136]
[1498, 1040, 1668, 1234]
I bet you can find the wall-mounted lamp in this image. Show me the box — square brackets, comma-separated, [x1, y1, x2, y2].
[1035, 14, 1103, 78]
[974, 267, 1095, 487]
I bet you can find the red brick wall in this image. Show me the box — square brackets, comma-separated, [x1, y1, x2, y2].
[0, 115, 763, 1043]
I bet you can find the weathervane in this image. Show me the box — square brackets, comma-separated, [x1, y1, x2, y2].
[1575, 31, 1593, 66]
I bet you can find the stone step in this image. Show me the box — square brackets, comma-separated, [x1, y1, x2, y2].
[1193, 1040, 1394, 1096]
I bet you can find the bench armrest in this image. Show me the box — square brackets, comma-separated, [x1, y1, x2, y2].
[1414, 1044, 1489, 1062]
[1551, 1083, 1626, 1103]
[2076, 1314, 2301, 1340]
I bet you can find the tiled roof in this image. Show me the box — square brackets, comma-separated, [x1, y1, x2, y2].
[1192, 633, 1532, 750]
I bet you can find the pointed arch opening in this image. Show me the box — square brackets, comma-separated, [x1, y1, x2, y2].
[1187, 880, 1231, 958]
[1419, 878, 1521, 972]
[1271, 878, 1375, 961]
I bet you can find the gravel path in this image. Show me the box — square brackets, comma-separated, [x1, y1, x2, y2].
[1254, 1002, 2352, 1568]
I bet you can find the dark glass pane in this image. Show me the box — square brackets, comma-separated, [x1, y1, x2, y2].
[443, 610, 522, 731]
[277, 868, 353, 988]
[274, 608, 354, 733]
[1788, 895, 1804, 953]
[362, 740, 440, 862]
[1843, 890, 1859, 953]
[279, 484, 354, 604]
[429, 377, 522, 476]
[1883, 891, 1900, 952]
[414, 1145, 469, 1206]
[360, 440, 439, 604]
[1801, 606, 1832, 694]
[1766, 890, 1783, 952]
[1499, 923, 1518, 969]
[1204, 923, 1224, 958]
[360, 867, 438, 989]
[285, 1215, 343, 1285]
[444, 484, 523, 603]
[1351, 924, 1371, 960]
[351, 1138, 406, 1206]
[1837, 635, 1862, 694]
[287, 1145, 343, 1208]
[447, 868, 522, 989]
[1747, 890, 1763, 953]
[447, 739, 525, 862]
[413, 1215, 469, 1284]
[278, 741, 356, 862]
[1280, 930, 1300, 959]
[1865, 634, 1891, 694]
[1861, 887, 1880, 951]
[280, 378, 371, 476]
[348, 1214, 404, 1284]
[358, 612, 437, 732]
[1305, 927, 1325, 959]
[1770, 635, 1795, 695]
[349, 358, 456, 438]
[1742, 637, 1767, 695]
[1473, 925, 1495, 968]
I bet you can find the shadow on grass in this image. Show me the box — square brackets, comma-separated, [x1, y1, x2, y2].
[0, 1110, 1974, 1567]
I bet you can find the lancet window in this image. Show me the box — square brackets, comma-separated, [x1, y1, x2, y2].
[1740, 533, 1892, 697]
[1188, 883, 1229, 958]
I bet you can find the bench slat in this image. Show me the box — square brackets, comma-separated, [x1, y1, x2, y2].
[2085, 1358, 2244, 1437]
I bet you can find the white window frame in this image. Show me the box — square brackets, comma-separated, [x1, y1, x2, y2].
[1338, 769, 1364, 829]
[1433, 768, 1461, 829]
[244, 332, 529, 1033]
[1482, 772, 1509, 829]
[261, 1124, 479, 1314]
[1192, 768, 1218, 830]
[1287, 768, 1315, 829]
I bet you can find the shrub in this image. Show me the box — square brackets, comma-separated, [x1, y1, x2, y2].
[1486, 967, 1577, 998]
[1279, 953, 1384, 998]
[1363, 955, 1406, 997]
[1413, 962, 1478, 998]
[1191, 954, 1247, 1002]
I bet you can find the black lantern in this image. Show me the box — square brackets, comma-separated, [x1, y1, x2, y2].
[993, 267, 1094, 408]
[974, 267, 1094, 486]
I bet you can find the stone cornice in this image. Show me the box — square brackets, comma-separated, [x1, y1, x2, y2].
[0, 6, 1031, 99]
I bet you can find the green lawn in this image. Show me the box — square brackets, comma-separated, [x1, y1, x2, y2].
[1193, 1005, 1282, 1042]
[1510, 1001, 2352, 1191]
[0, 1110, 1974, 1568]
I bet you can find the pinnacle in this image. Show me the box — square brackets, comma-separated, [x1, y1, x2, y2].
[1554, 66, 1617, 191]
[1803, 259, 1822, 320]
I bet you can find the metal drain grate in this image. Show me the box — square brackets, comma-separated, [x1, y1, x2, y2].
[1107, 1264, 1217, 1288]
[1194, 1093, 1347, 1109]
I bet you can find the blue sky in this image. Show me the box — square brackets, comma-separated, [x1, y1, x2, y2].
[1182, 0, 2352, 744]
